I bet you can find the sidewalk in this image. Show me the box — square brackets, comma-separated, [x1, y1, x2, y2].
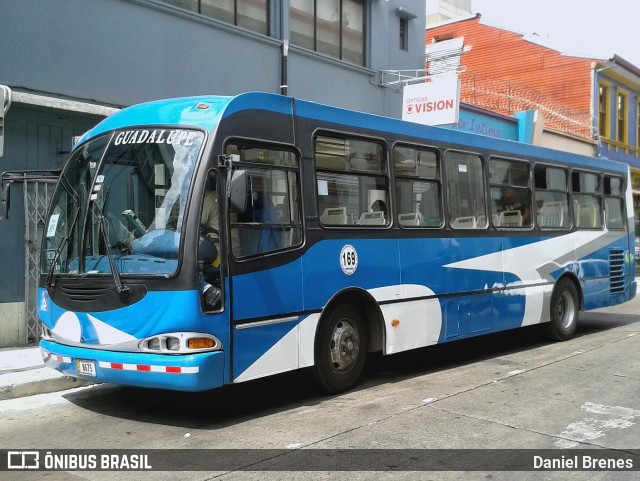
[0, 345, 92, 400]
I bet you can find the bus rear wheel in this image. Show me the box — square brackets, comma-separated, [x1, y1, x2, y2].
[545, 278, 579, 341]
[314, 305, 368, 394]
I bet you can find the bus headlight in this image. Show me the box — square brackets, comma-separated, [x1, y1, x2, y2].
[139, 332, 221, 354]
[166, 337, 181, 351]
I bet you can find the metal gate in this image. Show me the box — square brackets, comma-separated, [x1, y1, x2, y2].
[23, 177, 58, 343]
[1, 171, 61, 345]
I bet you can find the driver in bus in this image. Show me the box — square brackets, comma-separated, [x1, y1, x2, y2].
[200, 178, 222, 310]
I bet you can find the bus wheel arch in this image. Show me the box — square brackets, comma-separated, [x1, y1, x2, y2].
[313, 289, 384, 393]
[544, 275, 581, 341]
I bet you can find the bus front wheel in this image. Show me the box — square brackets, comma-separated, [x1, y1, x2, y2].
[314, 305, 368, 394]
[545, 278, 579, 341]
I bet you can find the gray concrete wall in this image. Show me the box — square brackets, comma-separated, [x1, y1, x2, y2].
[1, 0, 425, 115]
[0, 0, 426, 345]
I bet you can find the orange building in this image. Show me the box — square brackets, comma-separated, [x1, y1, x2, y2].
[426, 14, 640, 223]
[425, 14, 596, 139]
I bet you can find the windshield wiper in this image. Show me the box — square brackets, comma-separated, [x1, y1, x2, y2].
[97, 213, 129, 295]
[46, 209, 80, 288]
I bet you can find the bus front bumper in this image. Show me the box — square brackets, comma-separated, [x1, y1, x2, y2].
[40, 339, 225, 392]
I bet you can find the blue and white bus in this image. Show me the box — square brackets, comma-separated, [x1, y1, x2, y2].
[39, 92, 636, 394]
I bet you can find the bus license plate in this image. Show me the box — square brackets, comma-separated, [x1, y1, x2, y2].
[76, 359, 96, 377]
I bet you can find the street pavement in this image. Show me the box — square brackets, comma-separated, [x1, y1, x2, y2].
[0, 285, 638, 479]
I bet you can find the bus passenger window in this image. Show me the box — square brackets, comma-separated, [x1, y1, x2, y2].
[315, 135, 388, 227]
[393, 145, 442, 227]
[534, 166, 570, 229]
[445, 151, 485, 229]
[572, 171, 602, 229]
[604, 176, 625, 229]
[489, 158, 531, 228]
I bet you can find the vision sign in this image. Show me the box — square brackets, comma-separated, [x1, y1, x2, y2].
[402, 75, 460, 126]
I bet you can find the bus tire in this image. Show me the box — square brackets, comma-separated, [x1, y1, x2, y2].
[314, 305, 368, 394]
[545, 278, 579, 341]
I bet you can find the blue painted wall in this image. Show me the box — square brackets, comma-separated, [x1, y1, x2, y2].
[437, 104, 519, 141]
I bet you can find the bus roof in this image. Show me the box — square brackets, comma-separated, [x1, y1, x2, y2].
[76, 92, 627, 175]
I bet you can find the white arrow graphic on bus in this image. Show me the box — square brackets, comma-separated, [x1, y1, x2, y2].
[444, 229, 626, 326]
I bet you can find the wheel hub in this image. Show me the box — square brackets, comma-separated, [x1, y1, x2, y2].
[330, 320, 360, 372]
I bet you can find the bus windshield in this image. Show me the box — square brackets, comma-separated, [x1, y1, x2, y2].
[42, 128, 204, 277]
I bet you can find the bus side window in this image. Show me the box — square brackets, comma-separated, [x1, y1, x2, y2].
[445, 151, 486, 229]
[315, 135, 388, 227]
[572, 170, 602, 229]
[534, 165, 570, 229]
[604, 175, 625, 229]
[225, 144, 302, 257]
[489, 158, 531, 228]
[393, 144, 442, 228]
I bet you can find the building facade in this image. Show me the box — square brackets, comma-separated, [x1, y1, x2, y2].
[0, 0, 426, 346]
[595, 56, 640, 194]
[426, 14, 640, 234]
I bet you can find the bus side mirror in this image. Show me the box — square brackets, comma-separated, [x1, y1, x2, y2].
[229, 170, 247, 214]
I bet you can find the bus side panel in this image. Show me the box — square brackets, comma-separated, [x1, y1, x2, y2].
[232, 320, 300, 382]
[399, 237, 506, 343]
[301, 239, 402, 312]
[231, 258, 304, 382]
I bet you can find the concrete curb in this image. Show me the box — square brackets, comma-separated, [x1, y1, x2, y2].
[0, 346, 93, 400]
[0, 368, 93, 401]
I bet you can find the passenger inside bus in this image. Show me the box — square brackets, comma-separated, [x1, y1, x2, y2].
[497, 186, 531, 226]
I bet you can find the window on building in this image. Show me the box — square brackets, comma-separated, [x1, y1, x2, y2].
[315, 135, 388, 226]
[489, 158, 531, 228]
[399, 17, 408, 51]
[290, 0, 365, 65]
[617, 90, 628, 144]
[163, 0, 269, 35]
[598, 83, 609, 138]
[445, 151, 486, 229]
[394, 145, 442, 227]
[637, 99, 640, 149]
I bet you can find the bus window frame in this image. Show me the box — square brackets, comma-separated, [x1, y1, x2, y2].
[570, 168, 604, 230]
[391, 141, 443, 229]
[313, 130, 390, 229]
[488, 155, 533, 230]
[223, 138, 305, 260]
[443, 148, 488, 230]
[532, 162, 572, 231]
[603, 174, 627, 230]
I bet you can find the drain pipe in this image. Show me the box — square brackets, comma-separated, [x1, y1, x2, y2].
[593, 60, 615, 158]
[280, 39, 289, 96]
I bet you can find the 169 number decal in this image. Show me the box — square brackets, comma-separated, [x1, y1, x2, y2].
[340, 245, 358, 275]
